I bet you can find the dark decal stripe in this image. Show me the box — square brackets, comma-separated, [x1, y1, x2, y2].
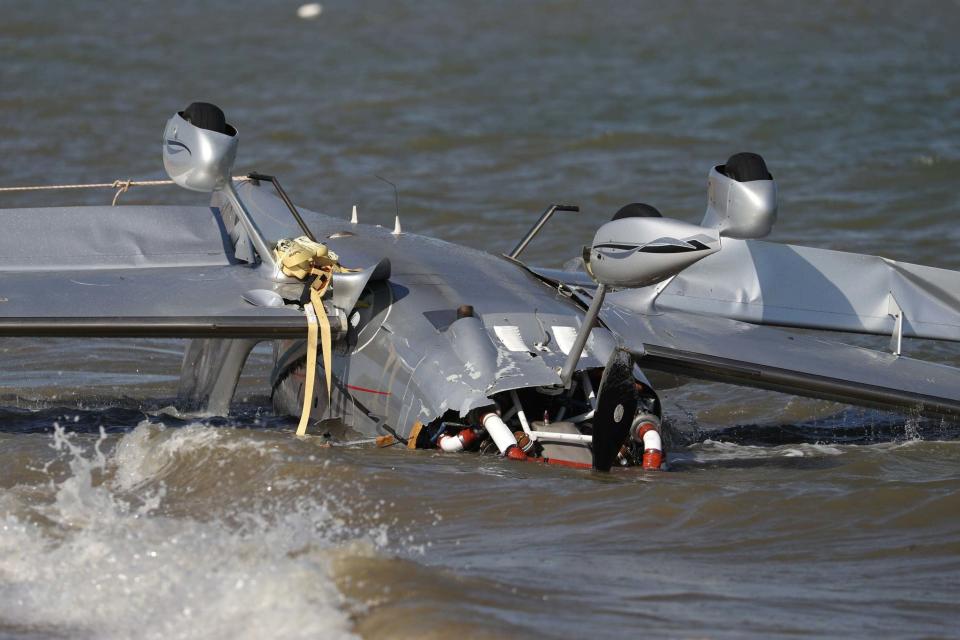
[165, 139, 191, 155]
[594, 243, 640, 251]
[639, 244, 702, 254]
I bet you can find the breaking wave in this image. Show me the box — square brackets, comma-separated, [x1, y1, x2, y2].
[0, 422, 401, 640]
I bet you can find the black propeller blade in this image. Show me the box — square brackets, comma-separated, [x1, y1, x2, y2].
[591, 349, 638, 471]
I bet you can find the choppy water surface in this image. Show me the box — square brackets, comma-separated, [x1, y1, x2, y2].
[2, 1, 959, 638]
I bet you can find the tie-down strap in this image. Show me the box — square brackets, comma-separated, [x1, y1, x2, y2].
[274, 236, 342, 436]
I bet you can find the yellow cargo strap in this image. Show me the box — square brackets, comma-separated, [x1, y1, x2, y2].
[274, 236, 341, 436]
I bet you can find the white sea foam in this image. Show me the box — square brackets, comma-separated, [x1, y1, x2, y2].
[0, 424, 379, 639]
[111, 421, 270, 491]
[691, 439, 845, 461]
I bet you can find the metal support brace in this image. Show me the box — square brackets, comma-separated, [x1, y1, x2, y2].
[222, 180, 279, 274]
[507, 204, 579, 260]
[177, 338, 259, 415]
[888, 292, 904, 356]
[559, 283, 607, 388]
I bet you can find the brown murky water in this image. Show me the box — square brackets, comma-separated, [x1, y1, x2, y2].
[1, 1, 959, 638]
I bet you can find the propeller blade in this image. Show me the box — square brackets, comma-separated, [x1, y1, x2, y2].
[591, 349, 638, 471]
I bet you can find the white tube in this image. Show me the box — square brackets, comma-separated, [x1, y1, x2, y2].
[438, 434, 465, 452]
[532, 430, 592, 444]
[642, 429, 662, 452]
[509, 390, 532, 436]
[481, 412, 518, 454]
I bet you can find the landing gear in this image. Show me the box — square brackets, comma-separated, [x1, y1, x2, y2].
[420, 352, 666, 472]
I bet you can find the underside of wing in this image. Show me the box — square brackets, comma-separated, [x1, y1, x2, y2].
[532, 238, 960, 343]
[600, 301, 960, 419]
[0, 204, 307, 338]
[618, 239, 960, 342]
[0, 265, 307, 337]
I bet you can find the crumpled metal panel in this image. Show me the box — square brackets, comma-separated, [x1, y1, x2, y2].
[229, 181, 621, 433]
[601, 303, 960, 418]
[622, 238, 960, 342]
[0, 205, 236, 271]
[0, 264, 305, 337]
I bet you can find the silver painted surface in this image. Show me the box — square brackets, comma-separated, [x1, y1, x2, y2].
[589, 216, 719, 287]
[162, 113, 237, 193]
[700, 167, 778, 239]
[0, 263, 299, 320]
[621, 238, 960, 343]
[220, 180, 279, 273]
[0, 205, 236, 271]
[256, 180, 615, 437]
[177, 338, 258, 416]
[601, 302, 960, 413]
[4, 176, 960, 432]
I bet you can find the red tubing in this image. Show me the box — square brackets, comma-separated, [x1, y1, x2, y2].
[505, 446, 529, 461]
[458, 428, 479, 449]
[642, 449, 663, 470]
[635, 422, 664, 470]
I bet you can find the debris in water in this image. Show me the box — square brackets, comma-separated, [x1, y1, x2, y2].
[296, 3, 323, 19]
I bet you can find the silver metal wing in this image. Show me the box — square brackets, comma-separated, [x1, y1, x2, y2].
[0, 204, 307, 338]
[603, 302, 960, 418]
[531, 240, 960, 420]
[635, 238, 960, 343]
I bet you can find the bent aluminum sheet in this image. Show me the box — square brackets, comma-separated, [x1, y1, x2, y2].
[643, 238, 960, 342]
[0, 205, 237, 271]
[600, 301, 960, 418]
[261, 189, 613, 425]
[0, 203, 306, 338]
[0, 265, 306, 337]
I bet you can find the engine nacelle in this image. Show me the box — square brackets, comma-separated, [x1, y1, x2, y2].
[162, 103, 237, 193]
[588, 217, 720, 288]
[701, 152, 778, 239]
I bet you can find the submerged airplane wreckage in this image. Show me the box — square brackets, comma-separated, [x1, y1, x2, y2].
[2, 103, 960, 471]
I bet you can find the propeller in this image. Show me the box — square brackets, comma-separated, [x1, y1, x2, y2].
[591, 349, 638, 471]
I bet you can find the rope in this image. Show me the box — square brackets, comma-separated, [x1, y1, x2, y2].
[0, 176, 251, 206]
[0, 178, 176, 193]
[111, 179, 132, 206]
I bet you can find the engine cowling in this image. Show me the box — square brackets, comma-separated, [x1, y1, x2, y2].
[162, 102, 238, 193]
[588, 216, 720, 288]
[701, 152, 778, 239]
